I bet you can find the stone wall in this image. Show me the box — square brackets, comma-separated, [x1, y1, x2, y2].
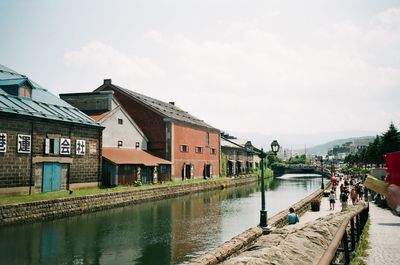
[0, 176, 257, 226]
[187, 186, 326, 265]
[0, 114, 102, 195]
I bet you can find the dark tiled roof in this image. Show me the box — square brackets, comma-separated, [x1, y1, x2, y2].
[0, 64, 101, 127]
[98, 83, 218, 130]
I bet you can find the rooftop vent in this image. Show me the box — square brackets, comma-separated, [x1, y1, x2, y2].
[169, 102, 175, 105]
[104, 79, 112, 85]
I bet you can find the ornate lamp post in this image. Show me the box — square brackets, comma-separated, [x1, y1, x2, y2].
[259, 140, 280, 232]
[315, 155, 325, 190]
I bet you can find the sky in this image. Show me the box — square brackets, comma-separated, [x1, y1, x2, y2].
[1, 0, 399, 148]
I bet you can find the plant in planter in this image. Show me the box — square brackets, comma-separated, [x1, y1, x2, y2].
[310, 198, 321, 211]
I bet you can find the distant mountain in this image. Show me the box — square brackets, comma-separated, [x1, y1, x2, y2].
[296, 136, 375, 156]
[230, 130, 378, 152]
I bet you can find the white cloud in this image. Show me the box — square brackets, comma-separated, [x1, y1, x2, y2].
[64, 41, 165, 80]
[156, 9, 400, 135]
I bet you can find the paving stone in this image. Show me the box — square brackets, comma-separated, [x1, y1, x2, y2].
[367, 203, 400, 265]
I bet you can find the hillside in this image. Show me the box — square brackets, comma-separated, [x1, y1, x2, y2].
[298, 136, 375, 156]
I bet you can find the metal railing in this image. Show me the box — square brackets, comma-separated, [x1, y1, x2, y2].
[318, 204, 369, 265]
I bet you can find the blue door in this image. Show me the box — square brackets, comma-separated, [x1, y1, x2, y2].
[43, 162, 62, 192]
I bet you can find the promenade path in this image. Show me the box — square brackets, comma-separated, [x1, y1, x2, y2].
[367, 202, 400, 265]
[295, 184, 340, 226]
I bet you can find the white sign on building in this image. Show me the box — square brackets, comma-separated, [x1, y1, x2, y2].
[0, 133, 6, 152]
[60, 138, 71, 155]
[76, 139, 86, 155]
[17, 134, 31, 153]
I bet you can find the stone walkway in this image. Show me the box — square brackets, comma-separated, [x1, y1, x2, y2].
[295, 184, 341, 226]
[367, 202, 400, 265]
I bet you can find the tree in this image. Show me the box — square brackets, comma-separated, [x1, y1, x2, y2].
[380, 123, 400, 155]
[366, 135, 381, 166]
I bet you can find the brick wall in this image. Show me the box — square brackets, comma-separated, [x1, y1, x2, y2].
[106, 87, 167, 159]
[0, 114, 102, 195]
[173, 123, 220, 179]
[0, 115, 32, 188]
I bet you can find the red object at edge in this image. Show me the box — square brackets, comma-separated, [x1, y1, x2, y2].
[384, 151, 400, 186]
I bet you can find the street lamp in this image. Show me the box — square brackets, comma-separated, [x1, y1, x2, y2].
[315, 156, 325, 190]
[259, 140, 280, 232]
[244, 141, 253, 173]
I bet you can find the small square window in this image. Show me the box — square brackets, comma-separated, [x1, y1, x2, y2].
[118, 118, 123, 125]
[180, 144, 189, 152]
[118, 140, 123, 147]
[135, 142, 140, 149]
[211, 148, 216, 155]
[195, 146, 203, 153]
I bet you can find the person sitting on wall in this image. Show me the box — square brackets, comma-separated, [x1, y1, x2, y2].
[287, 207, 299, 225]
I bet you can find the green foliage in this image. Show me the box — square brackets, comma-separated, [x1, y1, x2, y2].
[287, 154, 310, 164]
[345, 122, 400, 167]
[341, 165, 370, 175]
[133, 180, 142, 187]
[350, 218, 370, 265]
[220, 153, 228, 177]
[270, 162, 288, 170]
[328, 145, 350, 156]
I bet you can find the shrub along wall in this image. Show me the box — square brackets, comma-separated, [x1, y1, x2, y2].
[0, 176, 257, 226]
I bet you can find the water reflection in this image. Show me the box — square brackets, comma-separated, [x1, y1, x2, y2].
[0, 175, 322, 265]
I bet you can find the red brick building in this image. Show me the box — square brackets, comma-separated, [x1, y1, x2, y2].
[95, 79, 220, 180]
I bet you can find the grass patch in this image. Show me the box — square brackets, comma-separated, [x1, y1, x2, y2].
[350, 217, 370, 265]
[0, 177, 232, 205]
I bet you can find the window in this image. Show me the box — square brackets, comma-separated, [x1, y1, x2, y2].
[45, 138, 59, 154]
[118, 118, 123, 125]
[19, 86, 32, 98]
[180, 144, 189, 152]
[210, 148, 216, 155]
[195, 146, 203, 153]
[135, 142, 140, 149]
[205, 132, 210, 146]
[118, 140, 123, 147]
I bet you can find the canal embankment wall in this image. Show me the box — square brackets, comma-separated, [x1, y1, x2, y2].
[187, 185, 328, 265]
[0, 176, 257, 226]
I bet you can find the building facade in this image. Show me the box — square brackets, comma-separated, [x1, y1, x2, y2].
[94, 79, 220, 180]
[60, 91, 172, 186]
[0, 64, 103, 195]
[220, 135, 259, 177]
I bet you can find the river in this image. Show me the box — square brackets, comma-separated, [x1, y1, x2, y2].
[0, 175, 325, 265]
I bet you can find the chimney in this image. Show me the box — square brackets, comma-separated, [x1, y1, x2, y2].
[104, 79, 112, 85]
[169, 102, 175, 105]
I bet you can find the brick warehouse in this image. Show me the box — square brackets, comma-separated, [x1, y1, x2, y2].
[95, 79, 220, 180]
[0, 64, 103, 195]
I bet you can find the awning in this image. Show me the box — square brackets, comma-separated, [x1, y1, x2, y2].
[102, 147, 172, 166]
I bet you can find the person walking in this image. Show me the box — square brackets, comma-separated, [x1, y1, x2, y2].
[350, 187, 357, 205]
[340, 189, 349, 210]
[329, 190, 336, 210]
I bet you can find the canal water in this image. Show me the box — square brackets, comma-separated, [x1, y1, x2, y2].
[0, 175, 324, 265]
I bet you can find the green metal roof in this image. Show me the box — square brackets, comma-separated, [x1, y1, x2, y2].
[0, 64, 102, 127]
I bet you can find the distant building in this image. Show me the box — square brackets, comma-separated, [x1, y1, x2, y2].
[220, 135, 259, 176]
[60, 91, 172, 185]
[0, 64, 103, 195]
[93, 79, 220, 180]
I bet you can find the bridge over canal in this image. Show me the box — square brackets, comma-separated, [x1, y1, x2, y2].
[273, 164, 332, 178]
